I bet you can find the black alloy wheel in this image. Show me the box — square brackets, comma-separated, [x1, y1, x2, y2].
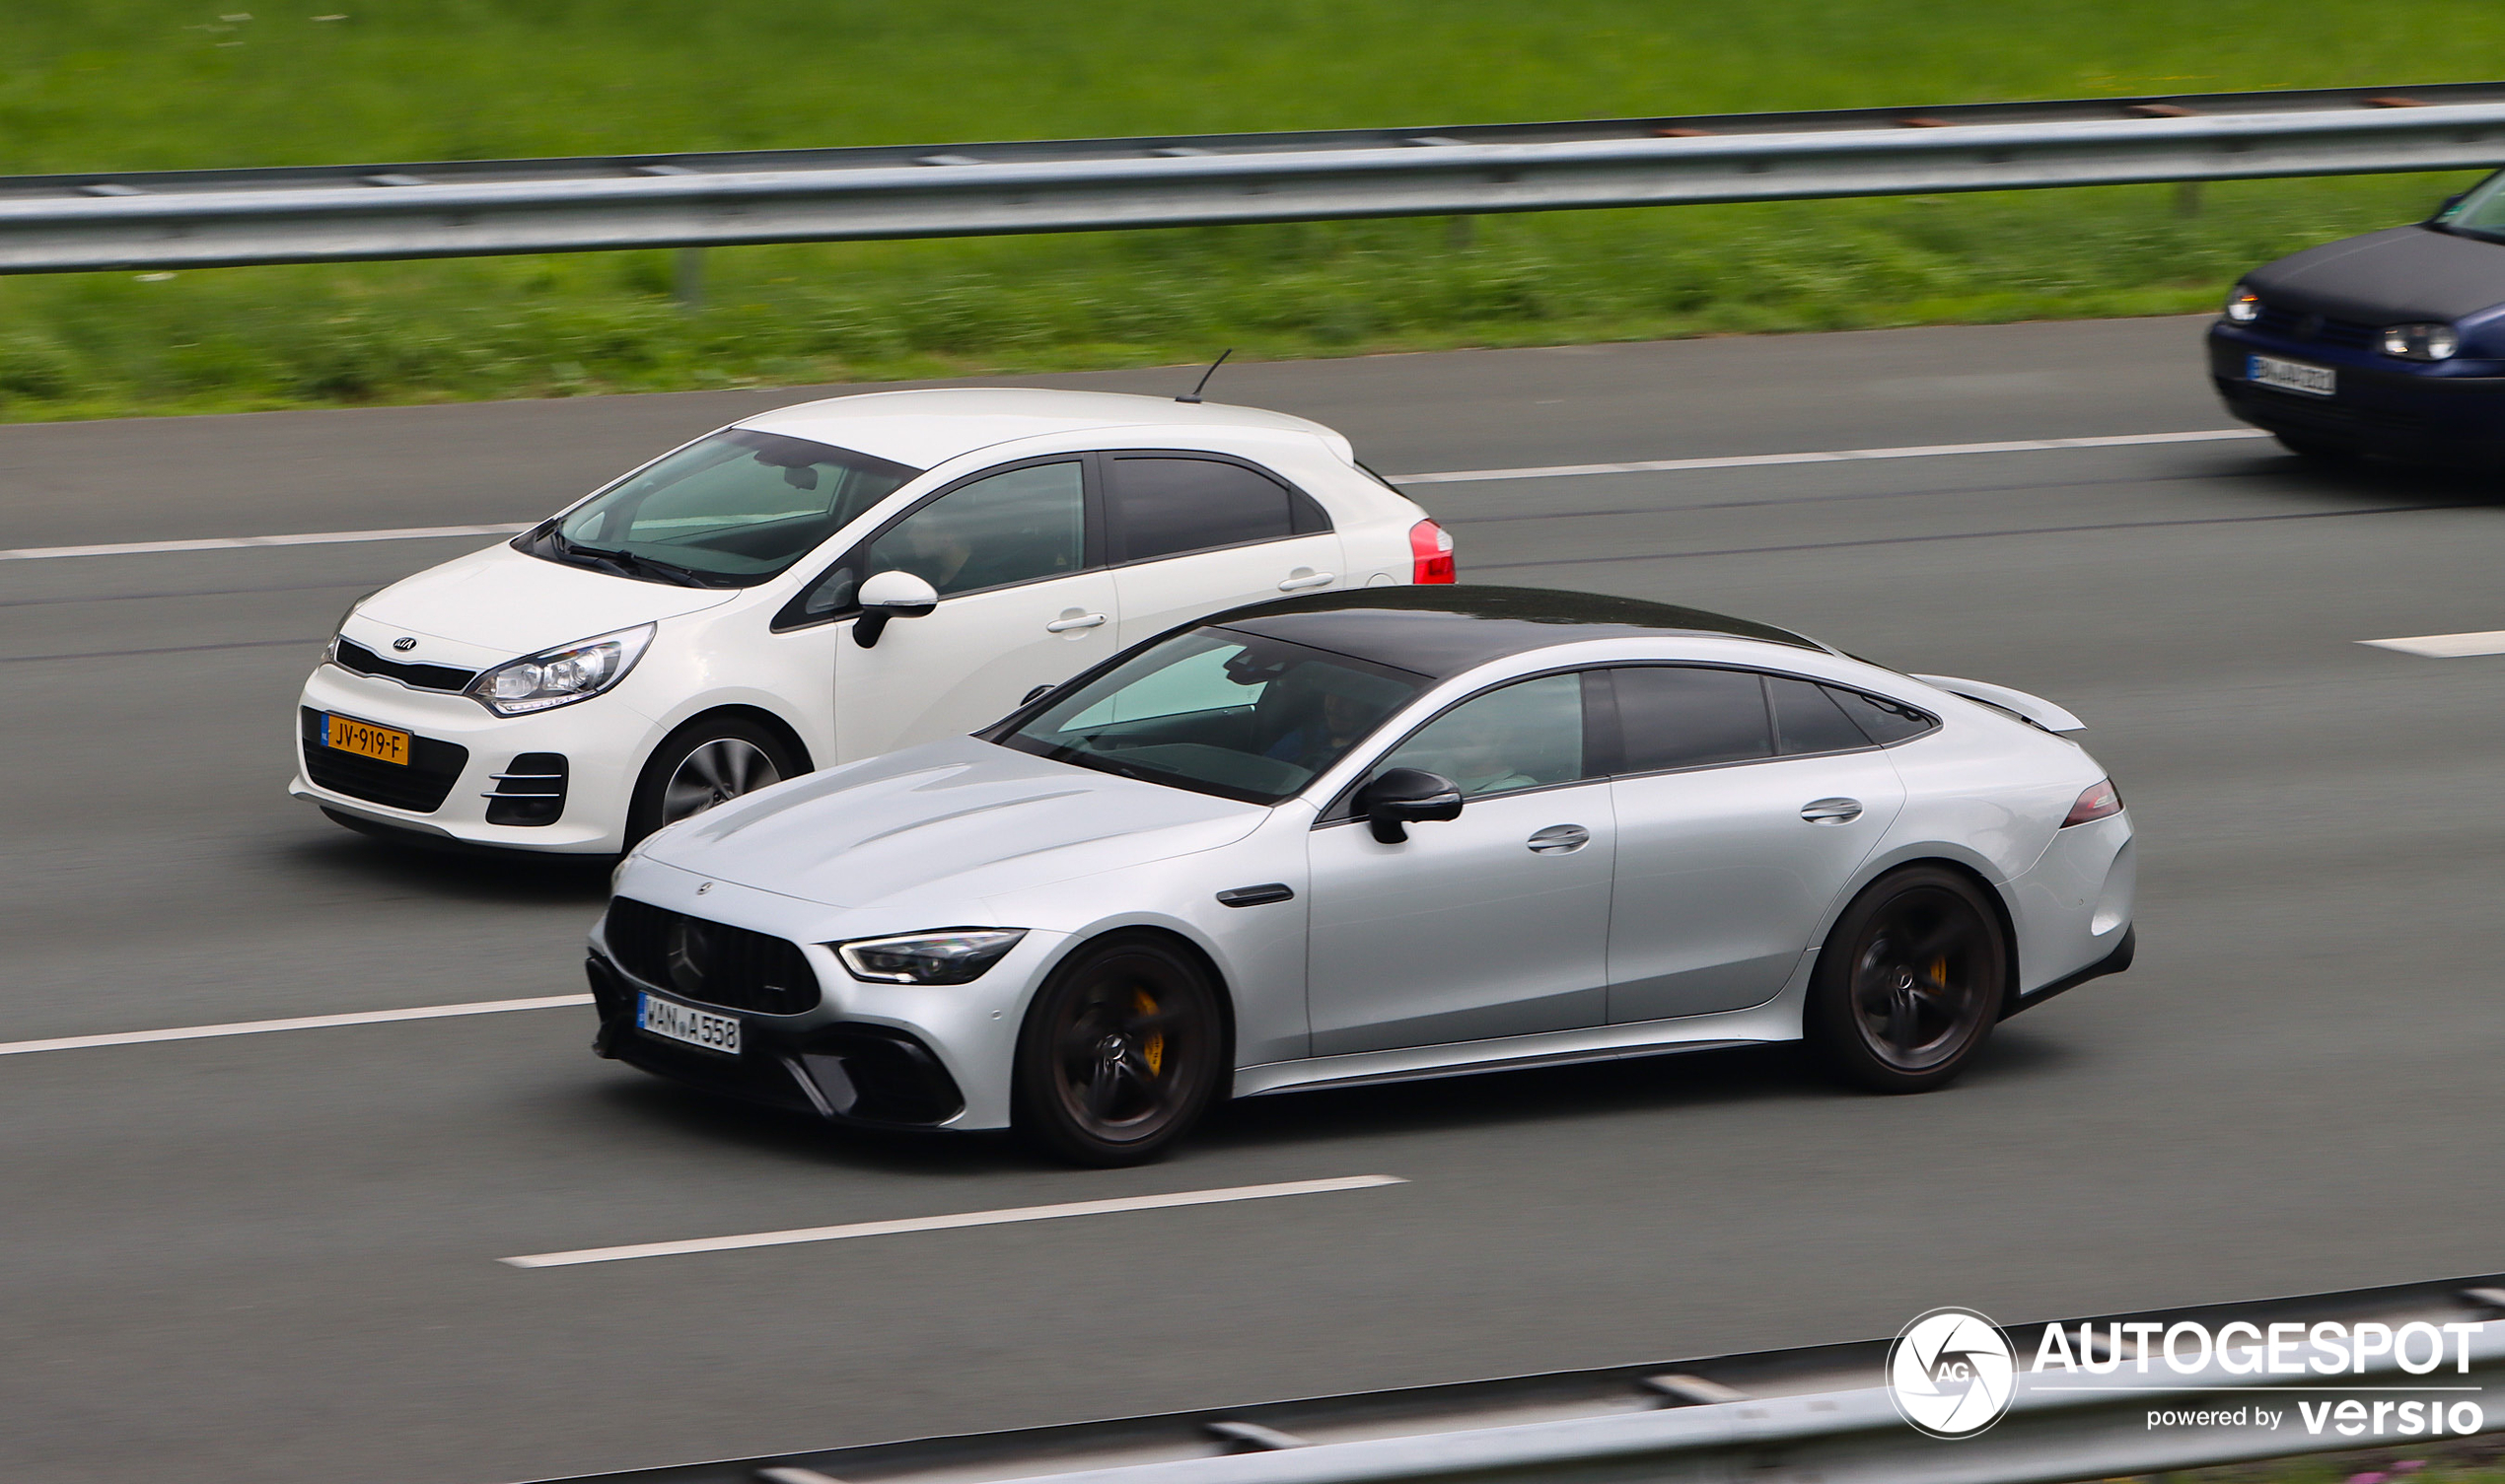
[625, 715, 802, 846]
[1809, 866, 2007, 1093]
[1013, 934, 1225, 1166]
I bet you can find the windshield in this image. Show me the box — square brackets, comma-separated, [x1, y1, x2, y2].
[996, 628, 1429, 805]
[519, 430, 921, 586]
[2432, 171, 2505, 243]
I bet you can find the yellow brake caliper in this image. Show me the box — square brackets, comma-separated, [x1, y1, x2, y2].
[1132, 989, 1165, 1077]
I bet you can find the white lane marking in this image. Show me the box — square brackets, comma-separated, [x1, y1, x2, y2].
[0, 994, 592, 1057]
[1395, 428, 2270, 484]
[0, 523, 532, 562]
[502, 1174, 1409, 1269]
[0, 429, 2275, 559]
[2359, 630, 2505, 658]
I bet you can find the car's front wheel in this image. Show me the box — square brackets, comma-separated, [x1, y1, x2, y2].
[625, 715, 800, 845]
[1808, 866, 2007, 1094]
[1013, 934, 1225, 1166]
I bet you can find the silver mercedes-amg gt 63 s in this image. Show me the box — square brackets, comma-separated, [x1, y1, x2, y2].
[589, 587, 2136, 1165]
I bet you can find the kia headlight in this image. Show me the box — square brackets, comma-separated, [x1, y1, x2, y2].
[2381, 322, 2460, 361]
[2223, 284, 2261, 323]
[836, 929, 1029, 985]
[465, 623, 654, 716]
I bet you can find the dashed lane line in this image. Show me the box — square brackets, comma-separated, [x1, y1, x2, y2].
[1391, 428, 2271, 485]
[0, 995, 593, 1057]
[0, 522, 533, 562]
[500, 1175, 1411, 1268]
[2359, 630, 2505, 658]
[0, 430, 2275, 561]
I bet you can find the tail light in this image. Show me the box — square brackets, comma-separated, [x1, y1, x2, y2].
[2062, 778, 2122, 827]
[1409, 519, 1457, 584]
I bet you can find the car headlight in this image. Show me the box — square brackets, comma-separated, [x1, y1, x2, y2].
[835, 928, 1028, 985]
[2223, 284, 2261, 323]
[465, 623, 654, 716]
[2382, 322, 2460, 361]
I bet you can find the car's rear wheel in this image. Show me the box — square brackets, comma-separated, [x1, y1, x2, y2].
[1808, 866, 2006, 1094]
[626, 716, 800, 845]
[1013, 934, 1224, 1166]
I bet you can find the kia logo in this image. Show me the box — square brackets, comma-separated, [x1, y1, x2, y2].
[392, 637, 418, 652]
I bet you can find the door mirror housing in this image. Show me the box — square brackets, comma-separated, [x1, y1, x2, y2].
[853, 570, 941, 648]
[1357, 767, 1464, 844]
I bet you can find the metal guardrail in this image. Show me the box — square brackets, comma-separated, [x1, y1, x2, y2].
[7, 83, 2505, 273]
[524, 1274, 2505, 1484]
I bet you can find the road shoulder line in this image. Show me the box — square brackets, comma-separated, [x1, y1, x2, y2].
[500, 1174, 1410, 1268]
[0, 994, 593, 1056]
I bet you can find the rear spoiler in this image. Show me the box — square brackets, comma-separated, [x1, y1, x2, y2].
[1909, 673, 2086, 734]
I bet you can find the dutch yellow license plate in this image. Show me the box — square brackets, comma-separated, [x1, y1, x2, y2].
[324, 713, 411, 766]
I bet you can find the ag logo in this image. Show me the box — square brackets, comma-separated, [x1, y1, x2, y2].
[392, 636, 419, 652]
[1888, 1307, 2016, 1439]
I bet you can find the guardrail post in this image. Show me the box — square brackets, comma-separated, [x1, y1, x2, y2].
[675, 247, 705, 311]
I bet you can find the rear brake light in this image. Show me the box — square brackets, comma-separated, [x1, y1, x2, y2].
[2062, 779, 2122, 827]
[1409, 519, 1457, 584]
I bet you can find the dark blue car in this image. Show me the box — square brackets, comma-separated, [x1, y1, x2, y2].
[2209, 176, 2505, 465]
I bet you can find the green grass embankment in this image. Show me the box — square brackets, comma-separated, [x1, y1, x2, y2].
[3, 1, 2502, 419]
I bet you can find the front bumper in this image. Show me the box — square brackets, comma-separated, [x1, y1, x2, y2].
[588, 953, 968, 1126]
[583, 864, 1068, 1131]
[2207, 322, 2505, 463]
[289, 662, 656, 853]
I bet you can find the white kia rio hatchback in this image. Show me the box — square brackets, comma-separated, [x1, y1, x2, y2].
[290, 389, 1451, 853]
[593, 586, 2137, 1166]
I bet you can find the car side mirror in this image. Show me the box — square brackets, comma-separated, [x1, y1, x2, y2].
[853, 571, 940, 648]
[1357, 767, 1464, 844]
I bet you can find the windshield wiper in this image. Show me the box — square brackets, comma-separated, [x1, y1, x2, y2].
[550, 533, 713, 588]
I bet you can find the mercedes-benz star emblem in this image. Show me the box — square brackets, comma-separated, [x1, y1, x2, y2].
[1887, 1307, 2017, 1439]
[392, 636, 418, 652]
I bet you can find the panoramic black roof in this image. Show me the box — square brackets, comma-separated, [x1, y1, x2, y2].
[1211, 585, 1825, 678]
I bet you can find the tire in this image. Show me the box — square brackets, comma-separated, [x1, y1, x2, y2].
[2274, 433, 2357, 462]
[1807, 866, 2008, 1094]
[1012, 934, 1226, 1166]
[625, 715, 801, 846]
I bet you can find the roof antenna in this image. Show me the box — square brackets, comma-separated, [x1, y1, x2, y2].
[1176, 347, 1234, 404]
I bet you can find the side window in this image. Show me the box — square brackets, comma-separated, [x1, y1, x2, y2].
[1827, 686, 1938, 744]
[1767, 676, 1874, 755]
[795, 562, 859, 620]
[1374, 672, 1590, 799]
[1610, 667, 1774, 773]
[866, 461, 1085, 599]
[1107, 457, 1306, 564]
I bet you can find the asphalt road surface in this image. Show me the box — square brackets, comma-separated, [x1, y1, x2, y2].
[4, 316, 2501, 1484]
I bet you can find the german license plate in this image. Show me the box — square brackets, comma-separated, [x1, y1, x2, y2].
[637, 993, 742, 1056]
[2250, 354, 2335, 397]
[323, 712, 411, 765]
